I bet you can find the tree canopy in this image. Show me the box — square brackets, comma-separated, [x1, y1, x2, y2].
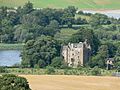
[0, 74, 31, 90]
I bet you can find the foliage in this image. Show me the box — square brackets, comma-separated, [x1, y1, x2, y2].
[89, 45, 109, 68]
[51, 57, 64, 68]
[91, 66, 101, 76]
[1, 2, 120, 70]
[21, 35, 61, 68]
[114, 46, 120, 68]
[89, 13, 111, 27]
[45, 66, 55, 75]
[69, 27, 100, 54]
[0, 67, 7, 73]
[0, 74, 31, 90]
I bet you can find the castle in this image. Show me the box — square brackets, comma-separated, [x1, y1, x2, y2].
[62, 40, 91, 68]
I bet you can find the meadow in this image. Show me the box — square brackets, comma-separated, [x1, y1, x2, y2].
[0, 43, 24, 50]
[0, 0, 120, 9]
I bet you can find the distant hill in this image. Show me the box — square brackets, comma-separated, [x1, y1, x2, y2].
[0, 0, 120, 9]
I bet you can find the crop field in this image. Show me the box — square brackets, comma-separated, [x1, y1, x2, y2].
[0, 0, 120, 9]
[21, 75, 120, 90]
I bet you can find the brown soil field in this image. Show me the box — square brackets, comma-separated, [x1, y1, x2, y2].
[21, 75, 120, 90]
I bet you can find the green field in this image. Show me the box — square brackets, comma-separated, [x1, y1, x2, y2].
[55, 28, 79, 41]
[0, 43, 24, 50]
[0, 0, 120, 9]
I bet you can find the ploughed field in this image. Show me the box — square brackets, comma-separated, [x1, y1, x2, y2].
[21, 75, 120, 90]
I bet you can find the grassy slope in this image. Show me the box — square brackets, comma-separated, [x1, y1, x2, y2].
[0, 0, 120, 9]
[55, 28, 79, 41]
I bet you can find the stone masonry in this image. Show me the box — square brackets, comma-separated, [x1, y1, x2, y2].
[62, 40, 91, 68]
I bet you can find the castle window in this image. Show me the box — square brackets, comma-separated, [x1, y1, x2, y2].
[71, 58, 74, 62]
[78, 56, 79, 59]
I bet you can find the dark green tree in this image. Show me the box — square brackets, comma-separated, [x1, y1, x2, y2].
[69, 27, 100, 54]
[89, 45, 109, 68]
[90, 13, 111, 27]
[51, 57, 64, 68]
[0, 74, 31, 90]
[114, 46, 120, 68]
[21, 35, 61, 68]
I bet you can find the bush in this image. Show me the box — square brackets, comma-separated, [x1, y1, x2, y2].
[91, 66, 101, 76]
[45, 66, 55, 75]
[0, 66, 7, 73]
[51, 57, 63, 68]
[0, 74, 31, 90]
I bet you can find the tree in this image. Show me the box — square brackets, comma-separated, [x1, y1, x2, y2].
[21, 35, 61, 68]
[1, 18, 14, 43]
[64, 6, 77, 17]
[43, 20, 60, 36]
[51, 57, 64, 68]
[90, 13, 111, 27]
[0, 74, 31, 90]
[20, 14, 39, 25]
[69, 27, 100, 54]
[114, 46, 120, 68]
[89, 45, 109, 68]
[0, 6, 7, 18]
[31, 10, 49, 26]
[0, 66, 7, 73]
[60, 6, 77, 28]
[22, 1, 33, 14]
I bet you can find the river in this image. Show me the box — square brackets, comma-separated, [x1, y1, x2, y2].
[83, 10, 120, 19]
[0, 50, 21, 66]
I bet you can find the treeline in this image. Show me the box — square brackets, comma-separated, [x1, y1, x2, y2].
[0, 2, 87, 43]
[1, 2, 120, 69]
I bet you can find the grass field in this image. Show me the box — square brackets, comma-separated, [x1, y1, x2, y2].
[21, 75, 120, 90]
[0, 43, 24, 50]
[0, 0, 120, 9]
[55, 28, 79, 41]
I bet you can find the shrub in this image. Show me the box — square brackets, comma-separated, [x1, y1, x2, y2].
[0, 66, 7, 73]
[51, 57, 63, 68]
[91, 66, 101, 76]
[45, 66, 55, 75]
[0, 74, 31, 90]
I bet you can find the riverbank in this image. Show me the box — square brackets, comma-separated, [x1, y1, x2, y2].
[0, 43, 24, 50]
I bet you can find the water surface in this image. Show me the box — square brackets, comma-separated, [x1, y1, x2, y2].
[83, 10, 120, 19]
[0, 50, 21, 66]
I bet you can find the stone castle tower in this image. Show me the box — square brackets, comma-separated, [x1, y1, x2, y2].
[62, 40, 91, 68]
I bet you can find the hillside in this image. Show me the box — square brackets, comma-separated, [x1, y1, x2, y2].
[0, 0, 120, 9]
